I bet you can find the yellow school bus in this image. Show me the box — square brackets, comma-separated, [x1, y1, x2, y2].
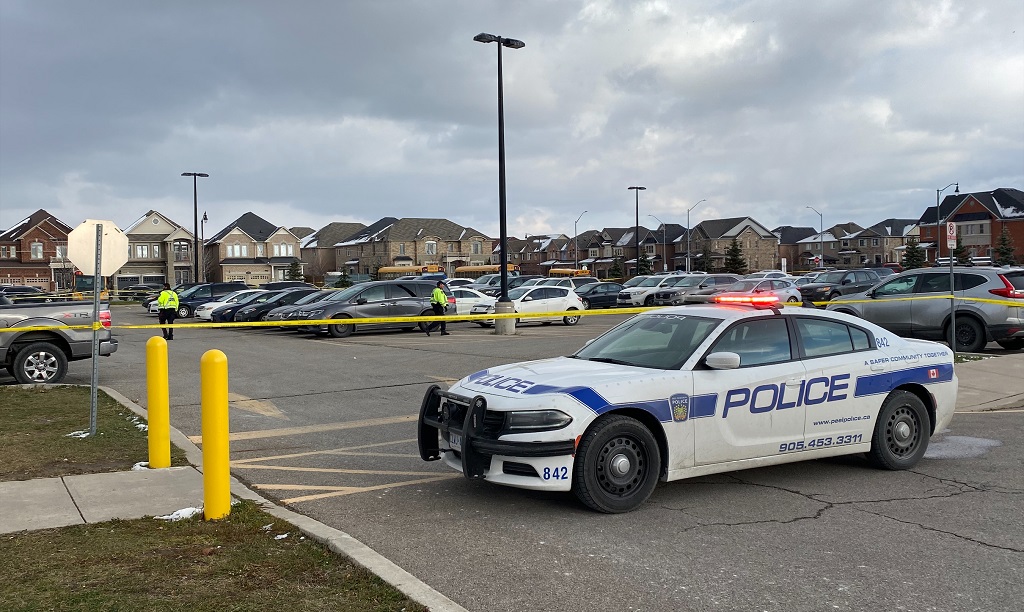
[548, 268, 591, 277]
[375, 265, 447, 280]
[453, 264, 521, 279]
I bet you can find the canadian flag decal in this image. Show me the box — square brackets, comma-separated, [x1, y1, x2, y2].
[928, 368, 938, 379]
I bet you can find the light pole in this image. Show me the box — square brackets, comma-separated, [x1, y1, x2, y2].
[648, 214, 668, 272]
[935, 182, 959, 263]
[181, 172, 209, 283]
[474, 32, 524, 309]
[628, 186, 646, 275]
[686, 198, 706, 272]
[574, 210, 587, 270]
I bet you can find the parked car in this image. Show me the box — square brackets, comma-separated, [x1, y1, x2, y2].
[827, 266, 1024, 352]
[798, 269, 882, 305]
[444, 278, 477, 288]
[652, 274, 742, 306]
[194, 289, 267, 321]
[0, 285, 59, 303]
[685, 279, 801, 304]
[539, 276, 600, 290]
[477, 275, 544, 297]
[450, 287, 492, 316]
[259, 281, 316, 291]
[883, 262, 904, 273]
[471, 285, 584, 327]
[294, 280, 453, 338]
[117, 284, 163, 301]
[167, 282, 251, 318]
[867, 267, 896, 279]
[234, 289, 321, 322]
[744, 270, 789, 279]
[264, 290, 337, 325]
[617, 275, 686, 306]
[574, 282, 624, 309]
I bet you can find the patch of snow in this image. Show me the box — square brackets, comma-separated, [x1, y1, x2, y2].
[66, 430, 90, 438]
[274, 533, 290, 540]
[132, 461, 150, 471]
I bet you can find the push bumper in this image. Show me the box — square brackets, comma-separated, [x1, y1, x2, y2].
[417, 385, 576, 479]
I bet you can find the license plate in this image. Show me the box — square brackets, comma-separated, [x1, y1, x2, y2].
[448, 432, 463, 451]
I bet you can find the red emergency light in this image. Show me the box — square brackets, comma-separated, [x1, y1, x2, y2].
[714, 294, 780, 305]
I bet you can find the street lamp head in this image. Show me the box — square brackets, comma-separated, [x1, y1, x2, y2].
[473, 32, 499, 43]
[954, 183, 959, 194]
[181, 172, 209, 178]
[628, 186, 646, 191]
[502, 38, 525, 49]
[202, 212, 208, 222]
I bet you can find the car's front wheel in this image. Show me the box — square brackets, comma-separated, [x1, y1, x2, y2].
[868, 390, 931, 470]
[12, 342, 69, 384]
[327, 314, 354, 338]
[573, 415, 661, 513]
[563, 308, 580, 326]
[950, 316, 986, 353]
[643, 296, 654, 306]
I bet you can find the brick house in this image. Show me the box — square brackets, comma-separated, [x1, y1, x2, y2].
[335, 218, 492, 276]
[773, 226, 817, 271]
[841, 218, 918, 267]
[917, 188, 1024, 263]
[0, 209, 73, 290]
[204, 212, 304, 284]
[116, 210, 197, 287]
[300, 222, 366, 282]
[690, 217, 779, 272]
[577, 228, 632, 278]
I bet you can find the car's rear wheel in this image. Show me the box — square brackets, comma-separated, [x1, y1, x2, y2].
[949, 316, 986, 353]
[177, 305, 191, 318]
[786, 296, 799, 303]
[573, 415, 661, 513]
[563, 308, 580, 326]
[477, 322, 492, 328]
[12, 342, 68, 384]
[996, 338, 1024, 350]
[868, 390, 930, 470]
[327, 315, 354, 338]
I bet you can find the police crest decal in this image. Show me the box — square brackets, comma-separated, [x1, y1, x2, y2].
[671, 393, 689, 422]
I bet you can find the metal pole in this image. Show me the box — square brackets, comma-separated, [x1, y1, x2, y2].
[574, 210, 586, 270]
[685, 199, 705, 273]
[635, 189, 639, 275]
[936, 182, 958, 353]
[496, 40, 509, 302]
[192, 174, 198, 283]
[89, 223, 102, 437]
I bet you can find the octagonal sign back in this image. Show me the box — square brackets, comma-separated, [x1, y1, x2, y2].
[67, 219, 129, 276]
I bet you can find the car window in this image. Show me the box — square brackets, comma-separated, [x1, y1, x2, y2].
[358, 285, 389, 302]
[573, 313, 721, 370]
[957, 273, 987, 291]
[796, 318, 857, 358]
[874, 275, 917, 296]
[192, 286, 211, 298]
[392, 284, 418, 298]
[711, 318, 792, 367]
[917, 273, 950, 293]
[551, 287, 569, 297]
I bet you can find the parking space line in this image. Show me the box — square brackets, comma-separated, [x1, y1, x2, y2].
[233, 464, 442, 476]
[272, 475, 461, 504]
[232, 438, 418, 465]
[187, 414, 417, 444]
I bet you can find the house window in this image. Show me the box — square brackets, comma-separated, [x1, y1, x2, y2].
[257, 244, 264, 256]
[872, 238, 880, 247]
[153, 244, 160, 258]
[398, 243, 405, 255]
[589, 248, 599, 257]
[1, 246, 15, 258]
[30, 242, 44, 259]
[472, 241, 481, 255]
[447, 242, 457, 253]
[645, 244, 655, 254]
[875, 254, 883, 264]
[55, 244, 67, 258]
[135, 244, 149, 258]
[842, 240, 850, 247]
[273, 244, 280, 256]
[229, 243, 248, 257]
[830, 242, 837, 249]
[858, 239, 866, 247]
[613, 247, 623, 256]
[425, 241, 437, 255]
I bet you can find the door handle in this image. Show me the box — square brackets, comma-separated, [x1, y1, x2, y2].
[870, 363, 886, 371]
[785, 378, 802, 387]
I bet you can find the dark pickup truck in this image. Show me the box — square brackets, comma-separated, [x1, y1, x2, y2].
[0, 296, 118, 384]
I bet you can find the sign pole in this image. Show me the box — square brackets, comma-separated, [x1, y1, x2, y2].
[947, 222, 957, 357]
[89, 223, 103, 436]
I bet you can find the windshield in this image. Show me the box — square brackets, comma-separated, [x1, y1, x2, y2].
[237, 291, 267, 304]
[323, 285, 364, 302]
[623, 276, 647, 287]
[177, 285, 203, 298]
[294, 290, 333, 305]
[573, 313, 721, 370]
[674, 276, 705, 287]
[816, 272, 847, 284]
[220, 290, 251, 303]
[637, 277, 665, 287]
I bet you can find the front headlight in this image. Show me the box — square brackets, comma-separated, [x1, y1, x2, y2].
[239, 308, 254, 315]
[814, 286, 832, 293]
[304, 309, 324, 317]
[506, 410, 573, 432]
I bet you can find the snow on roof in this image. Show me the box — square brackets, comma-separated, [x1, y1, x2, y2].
[993, 193, 1024, 218]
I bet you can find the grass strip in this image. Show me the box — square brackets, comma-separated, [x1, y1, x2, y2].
[0, 499, 427, 612]
[0, 386, 188, 481]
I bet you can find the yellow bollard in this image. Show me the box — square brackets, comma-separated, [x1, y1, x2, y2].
[200, 349, 231, 520]
[145, 336, 171, 469]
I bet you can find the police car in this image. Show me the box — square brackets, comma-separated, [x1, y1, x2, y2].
[418, 299, 957, 513]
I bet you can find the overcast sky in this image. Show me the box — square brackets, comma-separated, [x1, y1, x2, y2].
[1, 0, 1022, 242]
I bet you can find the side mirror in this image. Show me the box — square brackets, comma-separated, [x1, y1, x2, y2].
[705, 352, 741, 370]
[523, 296, 533, 301]
[842, 278, 852, 285]
[356, 297, 368, 305]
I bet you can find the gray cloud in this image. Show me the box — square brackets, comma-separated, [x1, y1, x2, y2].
[1, 0, 1021, 241]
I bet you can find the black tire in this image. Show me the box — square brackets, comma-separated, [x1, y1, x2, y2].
[581, 298, 591, 310]
[950, 316, 986, 353]
[259, 314, 269, 322]
[327, 315, 354, 338]
[644, 296, 654, 306]
[12, 342, 69, 384]
[573, 415, 661, 513]
[828, 292, 841, 301]
[477, 322, 492, 328]
[417, 310, 433, 333]
[786, 296, 799, 303]
[177, 305, 191, 318]
[563, 308, 580, 326]
[868, 390, 931, 470]
[996, 338, 1024, 351]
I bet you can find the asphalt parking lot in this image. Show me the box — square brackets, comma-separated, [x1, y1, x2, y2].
[6, 304, 1023, 611]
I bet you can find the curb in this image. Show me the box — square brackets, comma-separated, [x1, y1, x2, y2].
[99, 385, 469, 612]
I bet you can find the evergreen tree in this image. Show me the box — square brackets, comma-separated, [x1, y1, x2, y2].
[334, 271, 353, 288]
[952, 235, 971, 265]
[723, 238, 747, 274]
[286, 261, 304, 281]
[903, 237, 926, 269]
[636, 250, 653, 276]
[699, 242, 714, 272]
[994, 226, 1017, 266]
[609, 257, 623, 279]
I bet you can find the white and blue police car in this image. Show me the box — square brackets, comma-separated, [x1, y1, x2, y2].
[418, 299, 957, 513]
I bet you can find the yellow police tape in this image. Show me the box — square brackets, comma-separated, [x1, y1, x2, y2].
[1, 294, 1020, 333]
